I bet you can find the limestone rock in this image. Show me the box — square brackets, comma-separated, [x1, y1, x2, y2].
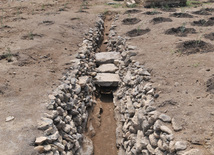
[35, 136, 47, 145]
[95, 52, 121, 65]
[175, 141, 187, 151]
[96, 64, 118, 73]
[94, 73, 120, 86]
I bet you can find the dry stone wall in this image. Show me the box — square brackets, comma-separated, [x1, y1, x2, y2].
[34, 13, 201, 155]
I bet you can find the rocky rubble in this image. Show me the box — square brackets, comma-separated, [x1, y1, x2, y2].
[34, 15, 105, 155]
[35, 13, 199, 155]
[107, 15, 196, 155]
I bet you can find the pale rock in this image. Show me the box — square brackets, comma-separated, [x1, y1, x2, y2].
[35, 136, 47, 145]
[34, 146, 44, 153]
[136, 130, 148, 152]
[175, 141, 187, 151]
[5, 116, 15, 122]
[80, 136, 94, 155]
[54, 142, 65, 151]
[159, 113, 171, 122]
[149, 134, 158, 147]
[96, 64, 118, 73]
[74, 84, 81, 94]
[160, 125, 172, 134]
[38, 117, 53, 130]
[78, 76, 89, 86]
[147, 143, 155, 154]
[44, 145, 52, 152]
[95, 52, 121, 64]
[94, 73, 120, 87]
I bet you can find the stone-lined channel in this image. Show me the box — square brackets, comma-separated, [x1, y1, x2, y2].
[34, 11, 198, 155]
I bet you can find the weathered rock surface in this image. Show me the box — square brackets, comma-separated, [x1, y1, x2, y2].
[95, 52, 121, 64]
[96, 64, 118, 73]
[94, 73, 120, 86]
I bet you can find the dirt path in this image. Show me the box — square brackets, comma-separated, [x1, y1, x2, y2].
[91, 94, 117, 155]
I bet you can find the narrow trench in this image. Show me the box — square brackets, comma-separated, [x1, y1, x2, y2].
[85, 12, 118, 155]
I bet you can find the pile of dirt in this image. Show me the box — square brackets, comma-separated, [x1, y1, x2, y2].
[122, 18, 141, 25]
[170, 12, 193, 18]
[165, 27, 196, 37]
[151, 17, 172, 24]
[126, 28, 150, 37]
[191, 18, 214, 26]
[192, 8, 213, 15]
[206, 76, 214, 94]
[160, 7, 177, 12]
[143, 11, 162, 15]
[204, 32, 214, 40]
[177, 40, 214, 54]
[124, 9, 141, 14]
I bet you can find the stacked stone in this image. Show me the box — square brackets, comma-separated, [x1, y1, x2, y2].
[34, 16, 104, 155]
[106, 17, 190, 155]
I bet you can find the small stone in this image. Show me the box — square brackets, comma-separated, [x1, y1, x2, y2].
[147, 143, 155, 154]
[96, 64, 118, 73]
[54, 142, 65, 151]
[149, 134, 157, 147]
[159, 113, 171, 122]
[44, 145, 52, 152]
[78, 76, 89, 86]
[48, 95, 56, 100]
[34, 146, 44, 153]
[35, 136, 47, 145]
[38, 117, 53, 130]
[175, 141, 187, 151]
[160, 125, 172, 134]
[172, 118, 182, 131]
[5, 116, 15, 122]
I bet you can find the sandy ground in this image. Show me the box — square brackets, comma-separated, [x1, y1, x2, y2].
[1, 0, 214, 154]
[115, 3, 214, 154]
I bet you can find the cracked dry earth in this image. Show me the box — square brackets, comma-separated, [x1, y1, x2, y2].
[1, 0, 214, 155]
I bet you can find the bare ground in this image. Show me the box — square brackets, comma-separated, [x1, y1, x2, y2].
[1, 0, 214, 154]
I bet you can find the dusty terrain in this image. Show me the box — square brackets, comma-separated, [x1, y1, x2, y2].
[1, 0, 214, 154]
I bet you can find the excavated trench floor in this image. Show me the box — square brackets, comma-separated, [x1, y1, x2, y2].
[86, 12, 118, 155]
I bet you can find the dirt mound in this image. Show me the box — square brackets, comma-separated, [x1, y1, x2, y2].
[165, 27, 196, 37]
[126, 28, 150, 37]
[192, 8, 213, 15]
[204, 32, 214, 40]
[177, 40, 214, 54]
[170, 12, 193, 18]
[160, 7, 177, 12]
[151, 17, 172, 24]
[191, 18, 214, 26]
[122, 18, 141, 25]
[206, 76, 214, 94]
[144, 11, 162, 15]
[124, 9, 141, 14]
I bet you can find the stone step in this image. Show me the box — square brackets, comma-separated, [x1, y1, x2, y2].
[95, 52, 121, 65]
[96, 64, 118, 73]
[94, 73, 120, 87]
